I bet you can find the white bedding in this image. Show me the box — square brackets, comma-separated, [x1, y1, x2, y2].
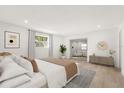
[0, 74, 31, 88]
[9, 54, 34, 77]
[18, 73, 47, 88]
[35, 59, 67, 88]
[0, 57, 28, 82]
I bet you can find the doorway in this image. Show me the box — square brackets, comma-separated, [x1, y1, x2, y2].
[70, 38, 88, 61]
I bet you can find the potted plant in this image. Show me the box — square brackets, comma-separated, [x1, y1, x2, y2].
[109, 49, 116, 57]
[59, 44, 67, 59]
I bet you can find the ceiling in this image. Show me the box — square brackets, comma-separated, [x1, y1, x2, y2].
[0, 5, 124, 36]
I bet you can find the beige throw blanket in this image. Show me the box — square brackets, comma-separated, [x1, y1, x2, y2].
[42, 58, 77, 80]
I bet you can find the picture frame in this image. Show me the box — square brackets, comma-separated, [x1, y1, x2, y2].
[97, 41, 108, 50]
[4, 31, 20, 48]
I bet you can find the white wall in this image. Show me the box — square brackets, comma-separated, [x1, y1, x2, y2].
[0, 21, 65, 58]
[53, 35, 65, 58]
[0, 21, 28, 56]
[35, 33, 65, 59]
[65, 27, 120, 68]
[35, 47, 49, 58]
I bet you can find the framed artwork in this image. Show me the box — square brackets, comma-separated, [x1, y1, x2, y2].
[4, 31, 20, 48]
[97, 41, 108, 50]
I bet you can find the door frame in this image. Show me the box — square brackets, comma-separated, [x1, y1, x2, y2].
[70, 38, 88, 61]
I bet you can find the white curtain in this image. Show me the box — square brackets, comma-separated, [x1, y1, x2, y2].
[28, 29, 36, 58]
[49, 34, 53, 57]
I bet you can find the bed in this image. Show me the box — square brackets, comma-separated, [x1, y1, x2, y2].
[35, 58, 79, 88]
[0, 52, 79, 88]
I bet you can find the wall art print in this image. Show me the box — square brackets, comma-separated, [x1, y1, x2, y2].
[4, 31, 20, 48]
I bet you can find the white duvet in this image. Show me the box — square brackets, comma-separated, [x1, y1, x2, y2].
[0, 74, 30, 88]
[35, 59, 67, 88]
[18, 73, 47, 88]
[0, 57, 32, 88]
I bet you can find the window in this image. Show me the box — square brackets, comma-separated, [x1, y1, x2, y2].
[35, 33, 49, 48]
[81, 43, 87, 50]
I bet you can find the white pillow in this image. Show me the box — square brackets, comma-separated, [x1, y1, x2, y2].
[0, 57, 28, 82]
[9, 54, 34, 77]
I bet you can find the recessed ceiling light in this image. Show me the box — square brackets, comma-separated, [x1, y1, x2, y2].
[24, 20, 28, 24]
[97, 25, 101, 28]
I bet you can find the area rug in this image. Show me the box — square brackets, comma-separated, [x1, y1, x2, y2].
[64, 68, 96, 88]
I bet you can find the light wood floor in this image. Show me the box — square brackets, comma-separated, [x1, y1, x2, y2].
[77, 61, 124, 88]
